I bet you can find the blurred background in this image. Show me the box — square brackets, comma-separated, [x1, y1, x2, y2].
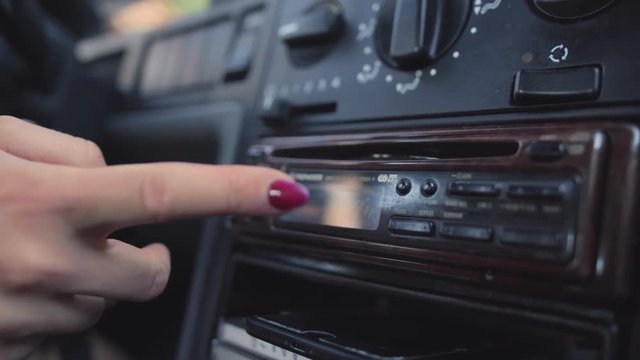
[94, 0, 210, 35]
[36, 0, 212, 40]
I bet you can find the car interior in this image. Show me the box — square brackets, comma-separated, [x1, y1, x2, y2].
[1, 0, 639, 359]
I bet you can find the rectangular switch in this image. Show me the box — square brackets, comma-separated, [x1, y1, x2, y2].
[501, 228, 563, 249]
[225, 32, 256, 82]
[449, 182, 500, 197]
[513, 65, 602, 105]
[389, 217, 435, 236]
[441, 223, 493, 242]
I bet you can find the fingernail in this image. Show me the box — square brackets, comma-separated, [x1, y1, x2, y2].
[268, 180, 309, 211]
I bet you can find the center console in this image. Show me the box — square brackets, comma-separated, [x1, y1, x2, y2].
[82, 0, 640, 359]
[212, 1, 640, 359]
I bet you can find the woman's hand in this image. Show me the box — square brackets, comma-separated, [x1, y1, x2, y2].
[0, 116, 308, 359]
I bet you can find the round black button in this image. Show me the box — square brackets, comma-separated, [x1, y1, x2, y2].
[421, 179, 438, 197]
[396, 178, 412, 196]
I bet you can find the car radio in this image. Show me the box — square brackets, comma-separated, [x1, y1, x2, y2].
[278, 168, 579, 264]
[235, 122, 639, 299]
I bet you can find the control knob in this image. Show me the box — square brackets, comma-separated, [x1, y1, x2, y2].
[278, 1, 345, 66]
[375, 0, 471, 70]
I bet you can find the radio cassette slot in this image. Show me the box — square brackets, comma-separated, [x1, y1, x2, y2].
[269, 140, 520, 161]
[237, 123, 640, 285]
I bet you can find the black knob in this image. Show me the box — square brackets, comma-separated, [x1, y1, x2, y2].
[421, 179, 438, 197]
[396, 178, 413, 196]
[261, 96, 293, 127]
[375, 0, 471, 70]
[279, 1, 344, 66]
[533, 0, 617, 20]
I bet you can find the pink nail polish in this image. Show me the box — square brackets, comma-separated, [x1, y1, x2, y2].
[268, 180, 309, 211]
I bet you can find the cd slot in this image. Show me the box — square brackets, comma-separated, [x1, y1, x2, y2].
[269, 140, 519, 161]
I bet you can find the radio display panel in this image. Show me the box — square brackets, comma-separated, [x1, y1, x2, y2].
[278, 169, 386, 230]
[271, 167, 579, 264]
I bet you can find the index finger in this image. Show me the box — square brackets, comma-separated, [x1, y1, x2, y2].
[58, 163, 308, 230]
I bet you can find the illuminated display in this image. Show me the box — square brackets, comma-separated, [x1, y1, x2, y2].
[278, 170, 385, 230]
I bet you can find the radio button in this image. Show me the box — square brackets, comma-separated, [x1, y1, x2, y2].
[527, 141, 566, 162]
[441, 223, 493, 242]
[513, 66, 601, 105]
[448, 182, 499, 197]
[420, 179, 438, 197]
[501, 228, 562, 249]
[389, 217, 435, 236]
[396, 178, 413, 196]
[261, 97, 337, 126]
[507, 185, 563, 200]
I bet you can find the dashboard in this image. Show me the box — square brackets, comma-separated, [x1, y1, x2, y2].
[6, 0, 639, 359]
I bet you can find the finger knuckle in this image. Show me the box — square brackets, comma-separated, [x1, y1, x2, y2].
[0, 174, 36, 209]
[0, 319, 31, 339]
[0, 306, 33, 339]
[223, 176, 243, 213]
[139, 173, 173, 223]
[79, 298, 106, 329]
[3, 256, 70, 292]
[79, 139, 105, 166]
[0, 115, 20, 131]
[0, 340, 40, 360]
[138, 261, 170, 302]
